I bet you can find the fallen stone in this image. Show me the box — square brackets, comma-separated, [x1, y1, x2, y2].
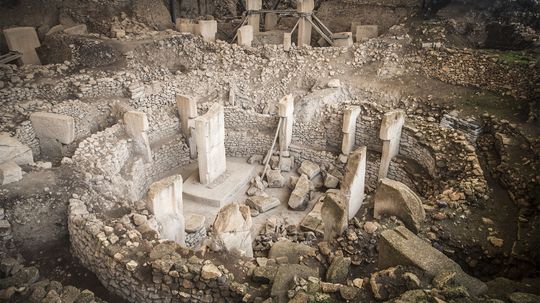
[324, 170, 341, 188]
[266, 169, 285, 188]
[0, 161, 22, 185]
[288, 174, 311, 210]
[321, 190, 348, 241]
[210, 203, 253, 257]
[63, 24, 87, 35]
[185, 214, 206, 233]
[374, 178, 425, 233]
[246, 196, 280, 213]
[268, 239, 316, 264]
[0, 132, 34, 165]
[379, 226, 487, 296]
[297, 160, 320, 179]
[326, 255, 351, 284]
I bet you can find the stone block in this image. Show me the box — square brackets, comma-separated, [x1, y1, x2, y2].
[198, 20, 217, 42]
[271, 264, 318, 303]
[185, 214, 205, 233]
[0, 161, 22, 185]
[0, 132, 33, 165]
[351, 21, 362, 36]
[175, 18, 196, 33]
[298, 160, 320, 179]
[45, 25, 64, 36]
[288, 174, 311, 210]
[332, 32, 353, 47]
[321, 190, 348, 241]
[30, 112, 75, 144]
[379, 226, 487, 296]
[283, 33, 292, 51]
[237, 25, 254, 47]
[278, 94, 294, 155]
[3, 27, 41, 65]
[356, 25, 378, 42]
[341, 146, 367, 219]
[176, 95, 198, 136]
[374, 178, 425, 233]
[246, 196, 280, 213]
[210, 203, 253, 257]
[63, 24, 87, 35]
[297, 0, 315, 12]
[380, 110, 405, 141]
[246, 0, 262, 33]
[194, 103, 226, 185]
[326, 255, 351, 284]
[266, 169, 285, 188]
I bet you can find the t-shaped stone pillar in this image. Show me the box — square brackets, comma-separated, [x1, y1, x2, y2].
[194, 103, 227, 185]
[176, 95, 198, 159]
[246, 0, 262, 33]
[146, 175, 185, 245]
[340, 146, 367, 219]
[339, 106, 361, 163]
[378, 110, 405, 180]
[278, 94, 294, 157]
[124, 111, 152, 163]
[3, 27, 41, 65]
[237, 25, 254, 47]
[297, 0, 314, 47]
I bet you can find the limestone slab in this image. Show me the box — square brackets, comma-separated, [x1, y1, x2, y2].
[341, 146, 367, 219]
[198, 20, 217, 42]
[264, 13, 279, 31]
[194, 103, 226, 185]
[246, 196, 280, 213]
[0, 132, 33, 165]
[3, 27, 41, 65]
[0, 161, 22, 185]
[210, 203, 253, 257]
[278, 94, 294, 155]
[30, 112, 75, 144]
[237, 25, 254, 47]
[246, 0, 262, 33]
[356, 25, 378, 42]
[379, 226, 487, 296]
[288, 174, 311, 210]
[321, 190, 348, 241]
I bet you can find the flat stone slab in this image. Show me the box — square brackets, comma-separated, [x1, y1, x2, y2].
[183, 159, 256, 207]
[379, 226, 487, 296]
[246, 196, 280, 213]
[30, 112, 75, 144]
[0, 132, 34, 165]
[3, 27, 41, 65]
[0, 161, 22, 185]
[185, 214, 206, 233]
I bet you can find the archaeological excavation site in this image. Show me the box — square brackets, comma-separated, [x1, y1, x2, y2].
[0, 0, 539, 302]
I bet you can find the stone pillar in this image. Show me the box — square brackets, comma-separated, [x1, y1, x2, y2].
[246, 0, 262, 33]
[30, 112, 75, 162]
[237, 25, 254, 47]
[283, 33, 292, 51]
[210, 203, 253, 257]
[278, 94, 294, 157]
[194, 103, 226, 185]
[146, 175, 185, 245]
[339, 106, 361, 163]
[297, 0, 314, 47]
[265, 12, 279, 31]
[3, 27, 41, 65]
[378, 110, 405, 180]
[198, 20, 217, 42]
[176, 95, 198, 158]
[124, 111, 152, 163]
[340, 146, 367, 219]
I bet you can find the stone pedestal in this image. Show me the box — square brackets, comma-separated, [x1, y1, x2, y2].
[378, 110, 405, 180]
[198, 20, 217, 42]
[246, 0, 262, 33]
[340, 146, 367, 219]
[237, 25, 254, 47]
[146, 175, 185, 245]
[3, 27, 41, 65]
[124, 111, 152, 163]
[297, 0, 314, 47]
[194, 104, 226, 185]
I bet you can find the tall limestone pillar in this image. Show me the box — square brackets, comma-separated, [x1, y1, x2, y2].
[339, 106, 361, 163]
[378, 110, 405, 180]
[278, 94, 294, 157]
[176, 95, 198, 159]
[246, 0, 262, 33]
[297, 0, 314, 47]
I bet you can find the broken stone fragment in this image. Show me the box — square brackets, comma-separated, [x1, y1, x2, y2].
[185, 214, 206, 233]
[0, 161, 22, 185]
[210, 203, 253, 257]
[266, 169, 285, 188]
[201, 263, 222, 279]
[373, 178, 425, 233]
[271, 264, 318, 303]
[326, 255, 351, 284]
[126, 260, 138, 272]
[288, 174, 311, 210]
[246, 196, 280, 213]
[323, 169, 341, 188]
[268, 239, 316, 264]
[297, 160, 321, 179]
[0, 132, 34, 165]
[321, 190, 348, 241]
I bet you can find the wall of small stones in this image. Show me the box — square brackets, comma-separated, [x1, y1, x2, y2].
[15, 121, 40, 158]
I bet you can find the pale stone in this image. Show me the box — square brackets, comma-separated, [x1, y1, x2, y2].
[278, 94, 294, 156]
[3, 27, 41, 65]
[123, 111, 152, 163]
[46, 25, 64, 36]
[0, 132, 34, 165]
[210, 203, 253, 257]
[321, 190, 348, 241]
[266, 169, 285, 188]
[297, 0, 314, 46]
[201, 263, 222, 279]
[63, 24, 87, 35]
[324, 172, 340, 189]
[378, 110, 405, 180]
[126, 260, 138, 272]
[185, 214, 206, 233]
[246, 196, 280, 213]
[298, 160, 320, 179]
[283, 33, 292, 51]
[246, 0, 262, 33]
[341, 106, 361, 156]
[146, 175, 185, 245]
[288, 174, 311, 210]
[175, 18, 196, 33]
[0, 161, 22, 185]
[379, 226, 487, 296]
[356, 25, 378, 42]
[176, 94, 198, 137]
[374, 178, 425, 233]
[340, 146, 367, 219]
[198, 20, 217, 42]
[351, 21, 362, 37]
[194, 104, 226, 185]
[332, 32, 353, 47]
[30, 112, 75, 144]
[237, 25, 254, 47]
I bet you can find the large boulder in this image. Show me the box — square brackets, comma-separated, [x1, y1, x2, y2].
[0, 132, 33, 165]
[321, 190, 348, 241]
[374, 178, 425, 233]
[210, 203, 253, 257]
[288, 174, 311, 210]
